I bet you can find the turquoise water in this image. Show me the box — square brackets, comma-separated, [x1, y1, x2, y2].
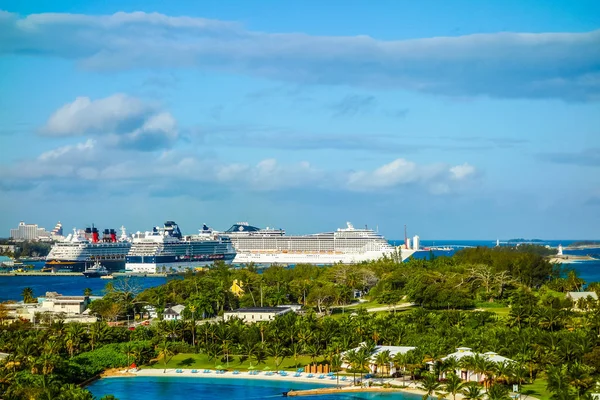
[87, 377, 419, 399]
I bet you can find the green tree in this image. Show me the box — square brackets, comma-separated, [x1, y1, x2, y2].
[21, 287, 35, 303]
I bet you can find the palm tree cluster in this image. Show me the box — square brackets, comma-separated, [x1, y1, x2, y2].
[2, 245, 599, 399]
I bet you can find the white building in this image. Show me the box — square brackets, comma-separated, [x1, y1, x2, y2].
[10, 221, 50, 241]
[224, 306, 292, 323]
[163, 305, 185, 321]
[39, 292, 90, 315]
[341, 345, 416, 375]
[567, 292, 599, 310]
[430, 347, 514, 382]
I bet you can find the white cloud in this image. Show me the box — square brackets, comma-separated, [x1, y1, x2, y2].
[38, 139, 96, 161]
[43, 94, 153, 136]
[41, 94, 178, 151]
[450, 163, 476, 180]
[1, 11, 599, 100]
[347, 158, 477, 194]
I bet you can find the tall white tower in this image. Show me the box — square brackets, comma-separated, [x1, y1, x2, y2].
[413, 235, 420, 250]
[557, 244, 563, 256]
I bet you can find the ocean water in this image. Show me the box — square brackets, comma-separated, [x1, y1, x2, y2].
[0, 262, 171, 302]
[87, 376, 418, 399]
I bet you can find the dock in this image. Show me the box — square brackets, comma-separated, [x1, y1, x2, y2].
[0, 272, 83, 277]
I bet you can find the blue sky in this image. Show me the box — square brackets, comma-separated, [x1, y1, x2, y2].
[0, 0, 599, 239]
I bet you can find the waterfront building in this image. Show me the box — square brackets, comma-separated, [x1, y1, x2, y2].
[224, 306, 292, 323]
[9, 221, 50, 241]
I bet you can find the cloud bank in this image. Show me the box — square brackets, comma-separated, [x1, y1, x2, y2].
[1, 10, 599, 101]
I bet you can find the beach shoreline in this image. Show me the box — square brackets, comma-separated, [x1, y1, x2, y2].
[99, 368, 474, 399]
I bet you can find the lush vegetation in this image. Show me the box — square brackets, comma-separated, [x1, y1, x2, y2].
[1, 246, 599, 399]
[0, 239, 52, 258]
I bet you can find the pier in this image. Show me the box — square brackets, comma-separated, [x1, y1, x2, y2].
[0, 272, 83, 277]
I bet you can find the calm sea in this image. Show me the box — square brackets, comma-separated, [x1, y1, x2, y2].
[1, 241, 598, 302]
[0, 262, 171, 302]
[88, 376, 417, 399]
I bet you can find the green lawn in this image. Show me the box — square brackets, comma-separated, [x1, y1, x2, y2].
[477, 305, 511, 317]
[147, 353, 324, 371]
[519, 379, 551, 400]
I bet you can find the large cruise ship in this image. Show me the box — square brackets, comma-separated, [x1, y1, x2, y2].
[45, 226, 131, 272]
[223, 222, 415, 265]
[125, 221, 237, 273]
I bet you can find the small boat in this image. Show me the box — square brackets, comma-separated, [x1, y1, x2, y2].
[83, 260, 110, 278]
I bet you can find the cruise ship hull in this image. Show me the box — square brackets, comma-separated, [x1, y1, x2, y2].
[232, 250, 415, 265]
[44, 259, 126, 273]
[125, 253, 236, 273]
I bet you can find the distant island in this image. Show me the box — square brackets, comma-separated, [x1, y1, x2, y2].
[507, 238, 545, 243]
[567, 241, 600, 249]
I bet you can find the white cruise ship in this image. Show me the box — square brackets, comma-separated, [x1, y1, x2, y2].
[125, 221, 236, 273]
[45, 226, 131, 272]
[223, 222, 415, 265]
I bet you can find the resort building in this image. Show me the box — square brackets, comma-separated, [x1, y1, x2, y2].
[163, 305, 185, 321]
[10, 221, 51, 241]
[224, 306, 292, 323]
[429, 347, 514, 382]
[39, 292, 90, 315]
[341, 345, 416, 375]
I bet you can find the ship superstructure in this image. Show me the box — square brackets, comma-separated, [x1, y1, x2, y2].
[125, 221, 236, 273]
[224, 222, 415, 265]
[45, 225, 131, 272]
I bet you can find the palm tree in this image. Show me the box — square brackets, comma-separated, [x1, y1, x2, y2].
[344, 349, 359, 384]
[461, 383, 484, 400]
[21, 287, 35, 303]
[375, 350, 392, 377]
[331, 353, 342, 388]
[487, 384, 510, 400]
[444, 373, 463, 400]
[420, 373, 441, 400]
[267, 341, 288, 370]
[156, 341, 174, 373]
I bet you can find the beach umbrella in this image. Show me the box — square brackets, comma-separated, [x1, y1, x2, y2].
[247, 365, 256, 370]
[215, 365, 225, 370]
[263, 366, 271, 371]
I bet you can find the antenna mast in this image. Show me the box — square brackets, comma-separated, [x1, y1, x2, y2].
[404, 225, 408, 248]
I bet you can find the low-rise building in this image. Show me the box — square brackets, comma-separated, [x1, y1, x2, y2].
[567, 291, 599, 310]
[224, 306, 292, 323]
[39, 292, 90, 315]
[429, 347, 514, 382]
[163, 305, 185, 321]
[341, 345, 416, 375]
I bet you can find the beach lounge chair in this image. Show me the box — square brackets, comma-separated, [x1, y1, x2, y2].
[341, 376, 347, 381]
[233, 370, 240, 375]
[176, 369, 183, 373]
[318, 374, 325, 379]
[203, 369, 210, 373]
[307, 373, 314, 378]
[297, 368, 304, 373]
[293, 372, 301, 377]
[191, 369, 198, 373]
